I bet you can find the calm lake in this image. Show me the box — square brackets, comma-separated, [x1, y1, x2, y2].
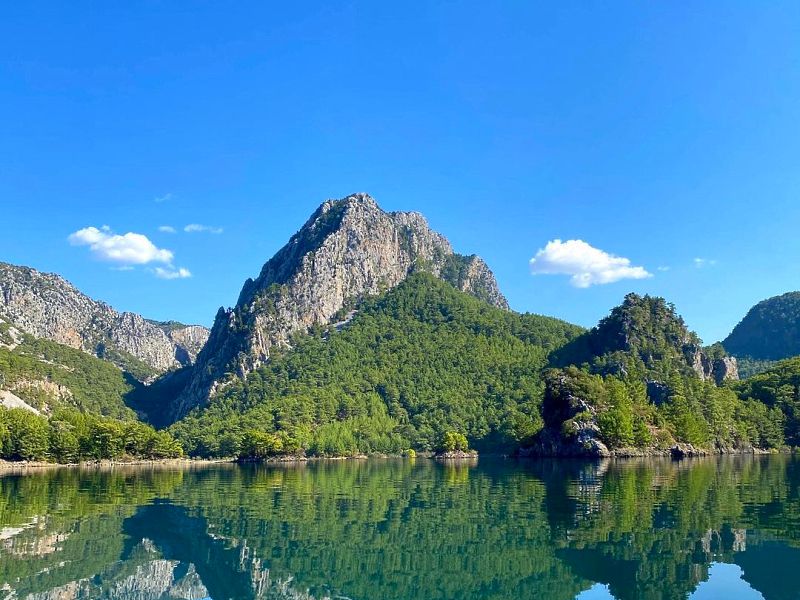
[0, 456, 798, 600]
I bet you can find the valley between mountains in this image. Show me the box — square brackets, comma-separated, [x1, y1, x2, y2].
[1, 193, 799, 463]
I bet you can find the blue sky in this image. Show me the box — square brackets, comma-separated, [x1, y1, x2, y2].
[2, 2, 800, 343]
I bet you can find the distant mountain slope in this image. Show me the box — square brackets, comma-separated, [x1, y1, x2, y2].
[170, 272, 583, 456]
[551, 293, 738, 385]
[733, 356, 800, 445]
[723, 292, 800, 376]
[174, 193, 509, 419]
[0, 262, 209, 380]
[0, 318, 137, 419]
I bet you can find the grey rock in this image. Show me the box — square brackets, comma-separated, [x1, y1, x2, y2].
[0, 262, 209, 379]
[174, 193, 508, 418]
[688, 346, 740, 385]
[522, 371, 611, 458]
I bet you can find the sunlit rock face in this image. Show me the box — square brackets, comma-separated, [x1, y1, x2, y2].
[174, 193, 508, 418]
[0, 262, 209, 379]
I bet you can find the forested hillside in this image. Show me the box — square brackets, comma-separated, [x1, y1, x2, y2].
[0, 320, 185, 462]
[724, 291, 800, 376]
[169, 278, 793, 459]
[170, 272, 583, 457]
[733, 357, 800, 446]
[0, 320, 137, 419]
[534, 294, 781, 457]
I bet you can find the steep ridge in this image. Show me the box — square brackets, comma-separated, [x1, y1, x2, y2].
[0, 262, 209, 380]
[723, 291, 800, 376]
[174, 193, 508, 418]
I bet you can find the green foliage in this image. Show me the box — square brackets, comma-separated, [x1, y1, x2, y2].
[543, 363, 785, 451]
[597, 378, 634, 447]
[0, 325, 138, 419]
[4, 408, 50, 460]
[734, 356, 800, 445]
[540, 294, 791, 452]
[724, 291, 800, 361]
[0, 407, 182, 462]
[551, 293, 702, 381]
[171, 273, 583, 457]
[736, 356, 780, 379]
[438, 431, 469, 452]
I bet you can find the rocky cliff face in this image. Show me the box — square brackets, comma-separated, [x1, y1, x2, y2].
[174, 193, 508, 418]
[0, 262, 209, 379]
[691, 351, 739, 385]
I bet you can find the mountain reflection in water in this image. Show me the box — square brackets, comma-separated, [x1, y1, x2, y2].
[0, 456, 798, 600]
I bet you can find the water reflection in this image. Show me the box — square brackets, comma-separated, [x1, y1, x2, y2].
[0, 456, 797, 600]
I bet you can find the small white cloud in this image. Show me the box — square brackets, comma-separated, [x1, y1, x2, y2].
[529, 239, 652, 288]
[68, 227, 173, 265]
[158, 225, 177, 234]
[693, 258, 717, 268]
[184, 224, 223, 234]
[154, 193, 172, 203]
[657, 266, 670, 272]
[111, 265, 135, 272]
[153, 266, 192, 280]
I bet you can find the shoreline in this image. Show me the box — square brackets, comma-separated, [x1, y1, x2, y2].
[1, 447, 793, 473]
[0, 457, 234, 472]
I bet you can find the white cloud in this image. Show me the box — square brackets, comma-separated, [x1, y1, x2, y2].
[69, 226, 192, 281]
[68, 227, 173, 265]
[693, 258, 717, 268]
[154, 193, 172, 203]
[184, 223, 223, 234]
[529, 239, 652, 288]
[158, 225, 177, 233]
[153, 266, 192, 280]
[657, 266, 671, 272]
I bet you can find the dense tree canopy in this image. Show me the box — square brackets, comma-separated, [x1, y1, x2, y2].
[723, 291, 800, 364]
[169, 280, 798, 458]
[550, 293, 702, 381]
[0, 322, 138, 419]
[0, 406, 182, 462]
[170, 273, 583, 457]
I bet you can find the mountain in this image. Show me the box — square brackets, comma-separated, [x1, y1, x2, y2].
[170, 271, 582, 456]
[173, 193, 508, 419]
[0, 262, 209, 381]
[524, 294, 789, 458]
[723, 291, 800, 376]
[551, 293, 739, 385]
[0, 317, 136, 418]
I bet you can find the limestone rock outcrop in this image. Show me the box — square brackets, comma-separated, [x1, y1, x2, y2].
[0, 262, 209, 379]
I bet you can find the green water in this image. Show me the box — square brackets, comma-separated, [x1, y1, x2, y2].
[0, 456, 798, 600]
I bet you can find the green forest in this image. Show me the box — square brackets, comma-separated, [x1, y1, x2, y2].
[169, 278, 800, 459]
[0, 322, 137, 419]
[170, 272, 583, 457]
[0, 406, 181, 462]
[4, 273, 800, 463]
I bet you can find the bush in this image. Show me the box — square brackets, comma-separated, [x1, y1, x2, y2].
[438, 431, 469, 453]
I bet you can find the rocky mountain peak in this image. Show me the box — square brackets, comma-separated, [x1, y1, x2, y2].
[0, 262, 209, 380]
[173, 193, 508, 418]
